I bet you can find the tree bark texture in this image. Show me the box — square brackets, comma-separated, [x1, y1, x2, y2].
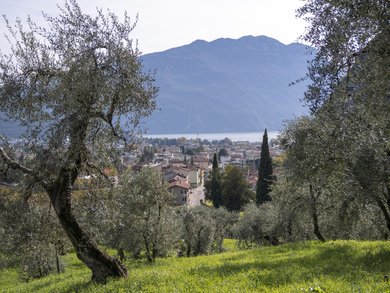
[49, 173, 127, 283]
[377, 199, 390, 234]
[309, 184, 326, 242]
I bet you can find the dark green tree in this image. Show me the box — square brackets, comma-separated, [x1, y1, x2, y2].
[256, 129, 273, 204]
[218, 148, 228, 159]
[205, 153, 222, 207]
[221, 165, 253, 211]
[140, 146, 155, 162]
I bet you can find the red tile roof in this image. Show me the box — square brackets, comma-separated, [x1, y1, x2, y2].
[168, 180, 190, 189]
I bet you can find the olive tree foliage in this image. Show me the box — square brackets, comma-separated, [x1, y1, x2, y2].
[0, 0, 157, 282]
[112, 168, 179, 262]
[268, 178, 314, 242]
[269, 173, 387, 242]
[211, 207, 238, 252]
[178, 206, 237, 256]
[294, 0, 390, 236]
[279, 116, 348, 242]
[233, 203, 279, 248]
[72, 180, 113, 244]
[277, 113, 389, 242]
[268, 0, 390, 243]
[0, 190, 68, 279]
[297, 0, 389, 112]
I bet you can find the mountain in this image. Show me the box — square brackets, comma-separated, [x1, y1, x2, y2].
[141, 35, 313, 134]
[0, 36, 313, 138]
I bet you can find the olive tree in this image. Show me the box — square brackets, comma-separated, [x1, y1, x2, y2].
[0, 0, 157, 282]
[0, 190, 68, 279]
[279, 115, 354, 242]
[178, 206, 237, 256]
[113, 168, 178, 262]
[297, 0, 390, 234]
[233, 203, 279, 247]
[178, 206, 216, 256]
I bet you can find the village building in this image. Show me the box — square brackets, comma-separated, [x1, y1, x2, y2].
[188, 167, 201, 188]
[168, 180, 190, 205]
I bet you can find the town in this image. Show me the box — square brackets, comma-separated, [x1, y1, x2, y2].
[122, 135, 284, 206]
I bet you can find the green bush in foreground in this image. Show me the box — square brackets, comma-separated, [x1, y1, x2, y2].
[1, 240, 390, 292]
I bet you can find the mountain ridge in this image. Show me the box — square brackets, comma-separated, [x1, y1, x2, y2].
[141, 35, 313, 134]
[0, 35, 313, 138]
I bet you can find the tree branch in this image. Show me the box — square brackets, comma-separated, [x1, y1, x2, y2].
[86, 161, 114, 188]
[91, 111, 128, 146]
[0, 146, 48, 188]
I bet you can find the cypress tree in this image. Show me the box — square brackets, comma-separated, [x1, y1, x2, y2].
[205, 153, 222, 207]
[256, 129, 273, 204]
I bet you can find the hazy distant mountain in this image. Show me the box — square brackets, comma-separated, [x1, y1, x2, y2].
[141, 35, 313, 134]
[0, 35, 313, 138]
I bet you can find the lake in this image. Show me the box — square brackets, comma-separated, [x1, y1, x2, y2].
[144, 131, 280, 142]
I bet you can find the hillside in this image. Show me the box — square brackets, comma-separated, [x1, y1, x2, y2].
[2, 240, 390, 292]
[142, 35, 313, 134]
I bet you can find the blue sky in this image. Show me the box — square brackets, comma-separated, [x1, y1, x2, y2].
[0, 0, 307, 54]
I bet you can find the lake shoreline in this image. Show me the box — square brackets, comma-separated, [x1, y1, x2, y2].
[144, 131, 280, 142]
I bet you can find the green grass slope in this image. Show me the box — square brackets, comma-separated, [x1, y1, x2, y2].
[1, 240, 390, 292]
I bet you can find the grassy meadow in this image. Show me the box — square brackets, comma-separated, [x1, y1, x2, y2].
[1, 240, 390, 292]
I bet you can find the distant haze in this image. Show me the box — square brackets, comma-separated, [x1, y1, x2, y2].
[144, 131, 280, 143]
[0, 35, 312, 138]
[142, 35, 313, 134]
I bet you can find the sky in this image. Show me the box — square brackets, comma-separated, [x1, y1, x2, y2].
[0, 0, 307, 54]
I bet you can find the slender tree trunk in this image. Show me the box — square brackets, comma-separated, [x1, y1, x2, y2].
[118, 248, 126, 262]
[194, 227, 204, 256]
[384, 182, 390, 217]
[183, 220, 192, 257]
[186, 237, 192, 257]
[381, 153, 390, 233]
[49, 178, 127, 283]
[152, 205, 162, 260]
[309, 184, 325, 242]
[143, 235, 153, 262]
[55, 243, 61, 274]
[152, 243, 158, 260]
[377, 199, 390, 233]
[287, 216, 293, 240]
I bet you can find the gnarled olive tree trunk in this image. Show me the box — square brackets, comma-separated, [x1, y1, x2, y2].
[48, 174, 127, 283]
[0, 1, 158, 283]
[309, 184, 325, 242]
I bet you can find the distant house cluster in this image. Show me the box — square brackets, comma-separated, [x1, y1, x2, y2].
[4, 137, 284, 207]
[122, 137, 284, 205]
[131, 153, 208, 205]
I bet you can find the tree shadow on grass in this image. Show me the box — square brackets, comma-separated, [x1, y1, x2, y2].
[63, 280, 96, 293]
[186, 242, 390, 288]
[20, 277, 93, 293]
[314, 243, 390, 276]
